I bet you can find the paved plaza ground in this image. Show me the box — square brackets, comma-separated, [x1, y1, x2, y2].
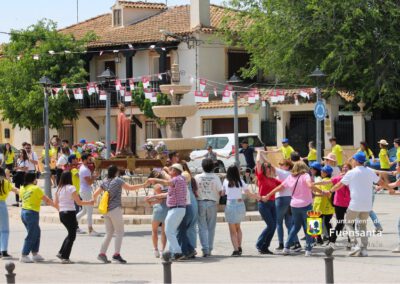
[2, 192, 400, 283]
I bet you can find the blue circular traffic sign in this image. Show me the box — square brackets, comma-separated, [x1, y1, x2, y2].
[314, 101, 326, 121]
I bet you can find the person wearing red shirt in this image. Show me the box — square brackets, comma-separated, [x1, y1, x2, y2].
[255, 150, 281, 254]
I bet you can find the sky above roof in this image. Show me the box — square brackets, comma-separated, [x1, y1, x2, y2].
[0, 0, 224, 43]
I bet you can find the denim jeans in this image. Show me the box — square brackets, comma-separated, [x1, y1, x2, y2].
[21, 209, 41, 255]
[177, 204, 195, 255]
[0, 201, 10, 251]
[275, 196, 298, 245]
[256, 201, 277, 251]
[197, 200, 218, 254]
[187, 188, 198, 250]
[285, 204, 313, 252]
[165, 208, 186, 255]
[369, 192, 382, 229]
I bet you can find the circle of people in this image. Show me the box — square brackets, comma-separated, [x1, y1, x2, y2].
[0, 136, 399, 264]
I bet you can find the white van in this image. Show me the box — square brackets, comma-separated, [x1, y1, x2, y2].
[188, 133, 264, 173]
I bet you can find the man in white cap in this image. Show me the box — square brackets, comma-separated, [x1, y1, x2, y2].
[148, 163, 187, 261]
[328, 152, 392, 257]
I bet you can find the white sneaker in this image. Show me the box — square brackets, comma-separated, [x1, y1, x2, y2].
[89, 231, 101, 237]
[392, 246, 400, 253]
[282, 248, 291, 255]
[32, 254, 45, 262]
[348, 246, 361, 257]
[76, 228, 86, 234]
[154, 249, 160, 258]
[305, 251, 312, 257]
[159, 250, 164, 259]
[359, 248, 368, 257]
[20, 255, 33, 263]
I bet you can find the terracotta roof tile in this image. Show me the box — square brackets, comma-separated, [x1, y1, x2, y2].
[197, 100, 249, 109]
[118, 1, 167, 9]
[59, 4, 237, 47]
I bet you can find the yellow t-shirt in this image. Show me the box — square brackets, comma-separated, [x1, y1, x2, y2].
[4, 151, 15, 165]
[379, 149, 390, 170]
[71, 168, 80, 195]
[396, 148, 400, 163]
[73, 151, 81, 160]
[42, 147, 58, 169]
[0, 179, 12, 201]
[20, 184, 44, 212]
[357, 148, 374, 160]
[281, 145, 294, 160]
[313, 177, 335, 215]
[332, 144, 343, 166]
[307, 148, 317, 161]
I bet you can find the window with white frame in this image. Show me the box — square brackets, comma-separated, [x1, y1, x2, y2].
[113, 9, 122, 26]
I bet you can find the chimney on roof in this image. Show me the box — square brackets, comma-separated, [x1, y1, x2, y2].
[190, 0, 210, 29]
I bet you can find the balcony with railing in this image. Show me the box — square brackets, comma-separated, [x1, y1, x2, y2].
[75, 80, 163, 109]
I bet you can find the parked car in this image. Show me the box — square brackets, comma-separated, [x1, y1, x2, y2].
[188, 133, 264, 173]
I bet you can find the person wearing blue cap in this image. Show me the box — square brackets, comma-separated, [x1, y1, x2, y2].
[329, 152, 392, 257]
[78, 139, 86, 154]
[265, 138, 294, 160]
[309, 162, 322, 183]
[313, 165, 335, 246]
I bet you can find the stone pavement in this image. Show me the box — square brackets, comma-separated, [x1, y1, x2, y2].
[2, 193, 400, 283]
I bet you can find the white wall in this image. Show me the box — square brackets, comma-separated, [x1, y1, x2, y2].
[132, 50, 151, 77]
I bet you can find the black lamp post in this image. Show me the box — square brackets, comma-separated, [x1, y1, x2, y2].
[39, 76, 53, 198]
[309, 67, 327, 162]
[227, 74, 243, 167]
[98, 68, 116, 159]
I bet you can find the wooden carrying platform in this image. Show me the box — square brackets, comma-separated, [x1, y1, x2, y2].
[94, 156, 167, 171]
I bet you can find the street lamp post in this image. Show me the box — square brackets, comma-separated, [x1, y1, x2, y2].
[227, 74, 243, 167]
[39, 76, 53, 198]
[309, 67, 327, 162]
[98, 68, 116, 159]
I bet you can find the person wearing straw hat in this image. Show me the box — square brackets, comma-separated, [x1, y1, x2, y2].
[377, 139, 390, 170]
[323, 153, 341, 177]
[329, 137, 345, 167]
[147, 163, 187, 261]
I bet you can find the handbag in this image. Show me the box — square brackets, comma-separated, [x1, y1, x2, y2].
[219, 194, 227, 205]
[98, 179, 112, 215]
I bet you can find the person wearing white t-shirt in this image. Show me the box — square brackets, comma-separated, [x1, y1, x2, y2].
[329, 152, 390, 257]
[54, 171, 94, 263]
[24, 143, 38, 172]
[76, 154, 99, 236]
[194, 158, 223, 257]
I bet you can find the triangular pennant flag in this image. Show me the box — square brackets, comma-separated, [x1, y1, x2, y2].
[295, 94, 299, 106]
[99, 90, 107, 101]
[52, 88, 61, 99]
[87, 82, 97, 95]
[169, 88, 174, 96]
[225, 85, 234, 100]
[299, 90, 310, 99]
[73, 88, 83, 100]
[124, 91, 132, 102]
[99, 50, 104, 56]
[222, 90, 231, 103]
[129, 79, 135, 91]
[248, 91, 256, 104]
[142, 76, 150, 89]
[213, 86, 217, 97]
[158, 73, 163, 80]
[202, 91, 209, 103]
[144, 88, 153, 100]
[128, 44, 134, 50]
[199, 79, 207, 92]
[195, 91, 203, 103]
[276, 89, 285, 102]
[150, 92, 157, 103]
[115, 79, 122, 91]
[252, 88, 260, 100]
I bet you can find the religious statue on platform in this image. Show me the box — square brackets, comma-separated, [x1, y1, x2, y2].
[117, 103, 132, 155]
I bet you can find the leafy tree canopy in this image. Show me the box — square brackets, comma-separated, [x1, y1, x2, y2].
[0, 19, 96, 129]
[222, 0, 400, 112]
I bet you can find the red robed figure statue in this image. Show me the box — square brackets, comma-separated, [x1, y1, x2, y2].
[117, 103, 132, 155]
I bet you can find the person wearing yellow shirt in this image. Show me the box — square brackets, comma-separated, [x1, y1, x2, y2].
[71, 145, 82, 160]
[19, 172, 55, 263]
[358, 141, 374, 161]
[302, 141, 317, 164]
[390, 138, 400, 167]
[41, 145, 58, 188]
[329, 137, 344, 167]
[3, 143, 15, 171]
[378, 139, 390, 170]
[312, 165, 335, 245]
[266, 138, 295, 160]
[0, 168, 19, 259]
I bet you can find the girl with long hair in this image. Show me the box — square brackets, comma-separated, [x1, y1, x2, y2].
[359, 141, 374, 160]
[93, 165, 147, 264]
[54, 171, 94, 263]
[13, 149, 29, 206]
[223, 165, 259, 256]
[0, 168, 19, 258]
[4, 143, 15, 171]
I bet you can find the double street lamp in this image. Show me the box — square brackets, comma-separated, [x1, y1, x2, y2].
[226, 74, 243, 167]
[39, 76, 53, 198]
[98, 68, 116, 159]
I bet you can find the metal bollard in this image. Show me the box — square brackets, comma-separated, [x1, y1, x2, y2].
[324, 246, 334, 284]
[162, 251, 172, 284]
[5, 262, 16, 284]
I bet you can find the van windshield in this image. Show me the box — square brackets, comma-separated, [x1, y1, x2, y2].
[205, 137, 229, 150]
[239, 136, 263, 147]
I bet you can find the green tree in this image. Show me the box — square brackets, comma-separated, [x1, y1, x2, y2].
[0, 19, 96, 129]
[222, 0, 400, 112]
